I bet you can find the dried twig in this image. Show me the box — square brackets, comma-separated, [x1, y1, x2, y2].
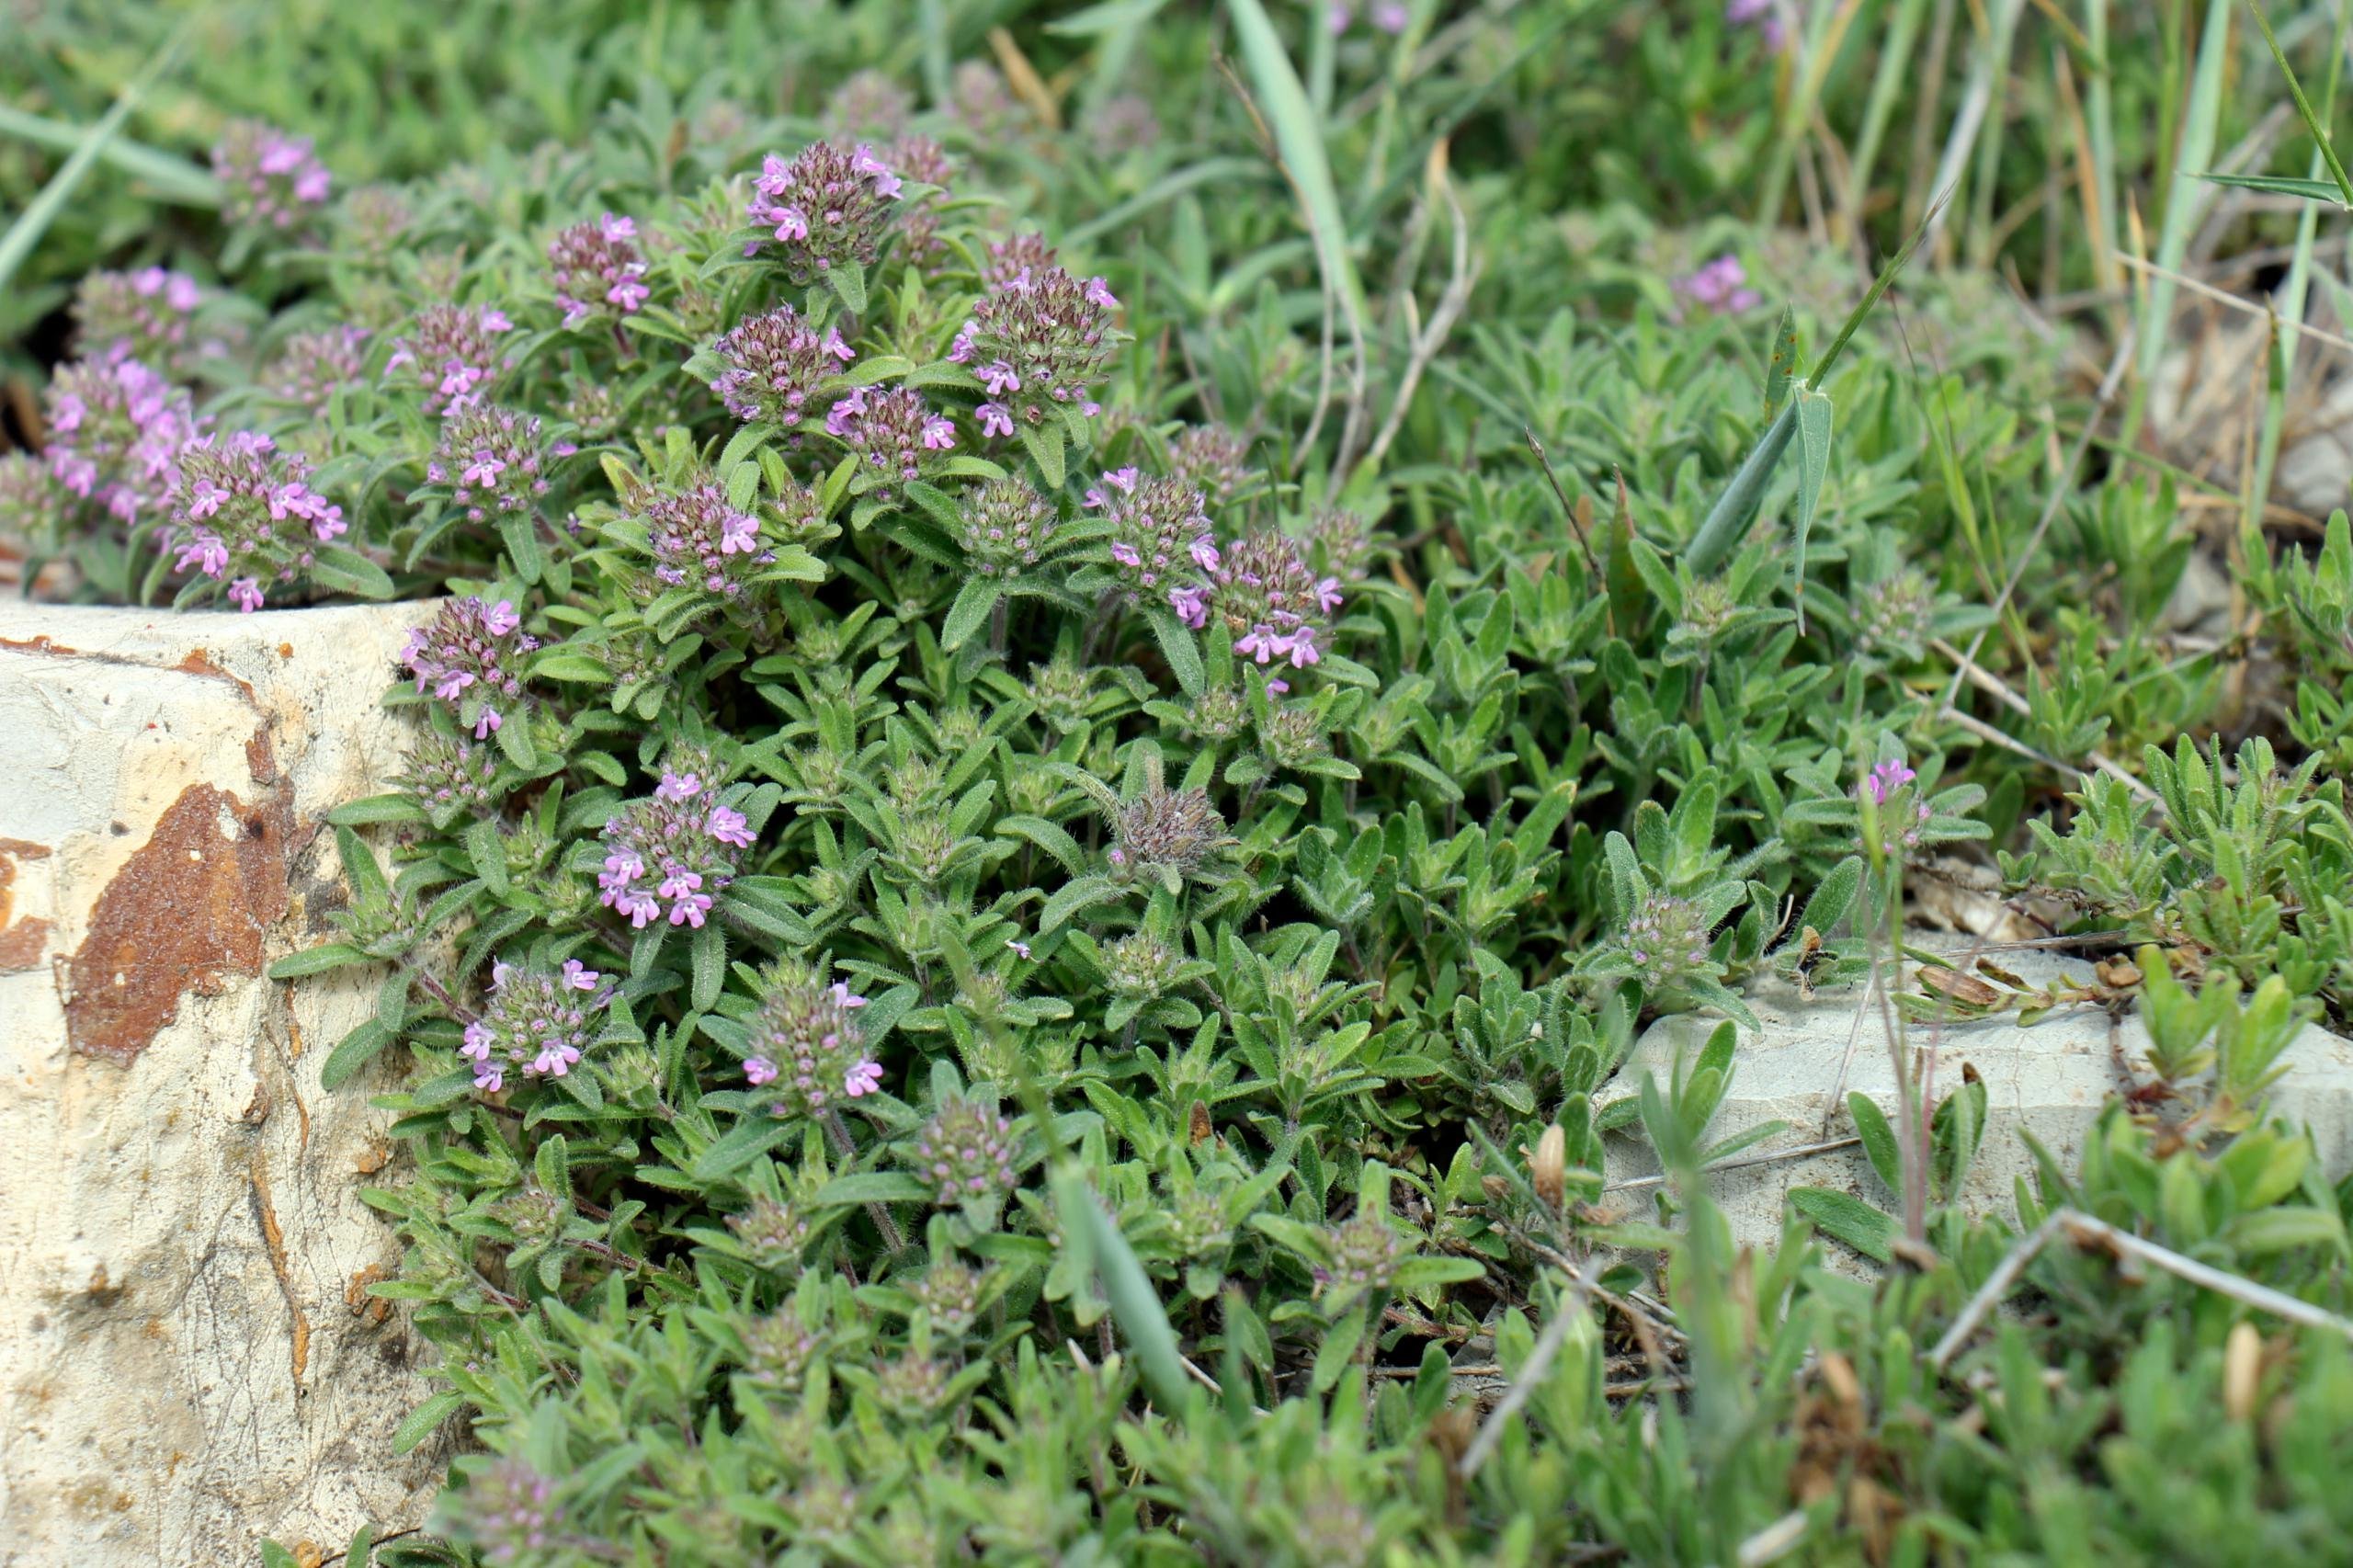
[1928, 1207, 2353, 1372]
[1603, 1136, 1864, 1194]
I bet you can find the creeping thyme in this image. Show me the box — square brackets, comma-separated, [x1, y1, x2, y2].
[460, 1459, 561, 1565]
[904, 1096, 1020, 1207]
[740, 972, 878, 1119]
[980, 231, 1060, 290]
[1621, 893, 1715, 985]
[1183, 528, 1338, 669]
[710, 303, 855, 428]
[745, 141, 901, 284]
[638, 480, 773, 598]
[427, 403, 550, 525]
[460, 958, 612, 1094]
[1315, 1213, 1403, 1307]
[957, 476, 1058, 576]
[402, 595, 536, 739]
[164, 430, 347, 610]
[388, 302, 515, 415]
[72, 268, 210, 374]
[948, 264, 1119, 429]
[597, 766, 755, 928]
[1167, 424, 1250, 509]
[827, 384, 954, 494]
[1088, 468, 1212, 594]
[546, 212, 651, 328]
[400, 732, 501, 826]
[43, 355, 200, 524]
[211, 119, 332, 231]
[267, 325, 370, 412]
[1109, 783, 1232, 877]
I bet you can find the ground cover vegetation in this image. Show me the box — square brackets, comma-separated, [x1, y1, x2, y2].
[10, 2, 2353, 1563]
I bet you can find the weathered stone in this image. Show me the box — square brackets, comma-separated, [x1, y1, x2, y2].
[1602, 944, 2353, 1258]
[0, 601, 449, 1564]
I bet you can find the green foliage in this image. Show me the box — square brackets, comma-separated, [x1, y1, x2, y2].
[8, 4, 2353, 1565]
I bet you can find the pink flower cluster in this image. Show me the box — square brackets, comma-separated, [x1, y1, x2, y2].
[1728, 0, 1789, 51]
[73, 268, 209, 375]
[745, 142, 902, 286]
[427, 404, 550, 525]
[402, 596, 536, 739]
[979, 232, 1059, 290]
[1674, 254, 1761, 315]
[210, 120, 332, 231]
[1858, 759, 1915, 805]
[1086, 467, 1212, 594]
[387, 303, 515, 415]
[642, 481, 773, 598]
[947, 265, 1118, 432]
[709, 303, 855, 428]
[826, 385, 954, 495]
[268, 325, 370, 413]
[460, 958, 611, 1095]
[741, 975, 880, 1119]
[165, 431, 347, 612]
[1858, 759, 1933, 856]
[44, 355, 201, 524]
[1171, 528, 1339, 670]
[596, 769, 755, 929]
[547, 213, 650, 328]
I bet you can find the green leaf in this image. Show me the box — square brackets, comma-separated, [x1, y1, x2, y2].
[1019, 420, 1066, 489]
[326, 793, 427, 826]
[1763, 304, 1800, 419]
[1053, 1164, 1195, 1414]
[2225, 1206, 2348, 1257]
[815, 1172, 929, 1206]
[689, 922, 726, 1012]
[1312, 1306, 1368, 1393]
[1040, 874, 1123, 933]
[391, 1391, 465, 1454]
[321, 1018, 395, 1092]
[1847, 1092, 1903, 1194]
[308, 545, 396, 600]
[2196, 171, 2348, 204]
[1143, 605, 1205, 696]
[267, 942, 371, 980]
[465, 820, 510, 897]
[689, 1118, 796, 1182]
[826, 262, 870, 314]
[941, 575, 1003, 652]
[2245, 0, 2353, 207]
[1224, 0, 1366, 321]
[1790, 386, 1833, 631]
[1789, 1186, 1896, 1264]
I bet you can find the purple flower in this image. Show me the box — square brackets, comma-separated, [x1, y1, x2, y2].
[461, 961, 614, 1095]
[1674, 254, 1763, 315]
[948, 265, 1119, 430]
[1006, 939, 1031, 960]
[709, 303, 856, 428]
[598, 750, 751, 929]
[388, 304, 514, 415]
[828, 387, 954, 495]
[72, 268, 218, 376]
[426, 404, 549, 526]
[1169, 585, 1210, 629]
[831, 983, 869, 1010]
[211, 120, 331, 232]
[745, 1056, 779, 1086]
[42, 355, 199, 524]
[267, 325, 369, 414]
[1188, 536, 1221, 571]
[164, 430, 348, 608]
[403, 596, 537, 740]
[636, 482, 775, 603]
[1859, 760, 1918, 805]
[740, 971, 876, 1119]
[548, 212, 651, 328]
[975, 402, 1016, 438]
[745, 142, 901, 286]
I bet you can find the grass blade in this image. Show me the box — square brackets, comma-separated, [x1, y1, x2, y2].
[0, 106, 221, 207]
[2245, 0, 2353, 206]
[1223, 0, 1367, 321]
[0, 17, 200, 298]
[2129, 0, 2234, 443]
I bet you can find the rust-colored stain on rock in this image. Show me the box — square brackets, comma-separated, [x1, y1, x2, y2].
[0, 835, 54, 972]
[65, 778, 290, 1065]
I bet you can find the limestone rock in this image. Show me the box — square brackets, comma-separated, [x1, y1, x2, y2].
[0, 601, 449, 1563]
[1602, 945, 2353, 1258]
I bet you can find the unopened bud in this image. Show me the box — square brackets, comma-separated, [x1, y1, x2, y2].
[1529, 1124, 1567, 1210]
[2223, 1321, 2262, 1423]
